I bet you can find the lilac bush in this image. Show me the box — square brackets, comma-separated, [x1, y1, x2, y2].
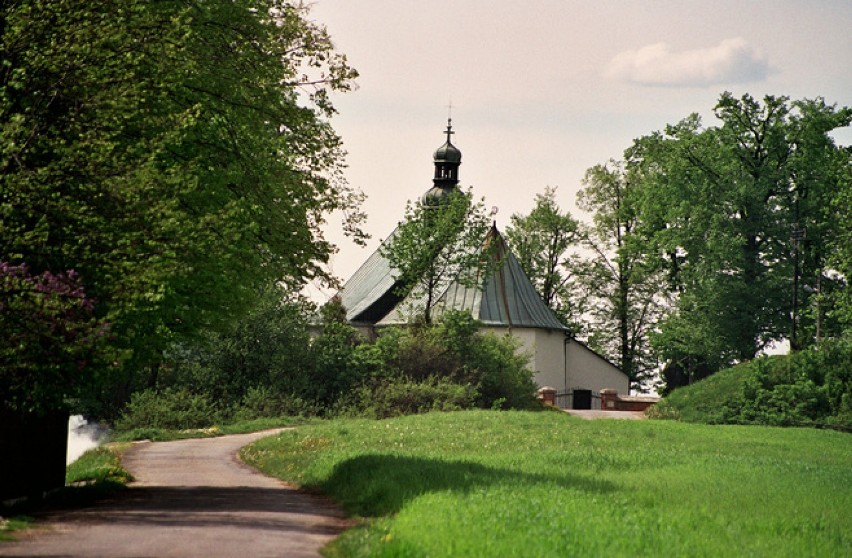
[1, 261, 107, 414]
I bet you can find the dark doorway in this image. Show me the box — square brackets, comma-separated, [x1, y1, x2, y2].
[572, 389, 592, 410]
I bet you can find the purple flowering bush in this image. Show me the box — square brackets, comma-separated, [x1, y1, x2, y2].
[1, 261, 107, 414]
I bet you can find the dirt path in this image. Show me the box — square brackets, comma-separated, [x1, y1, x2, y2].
[1, 430, 349, 558]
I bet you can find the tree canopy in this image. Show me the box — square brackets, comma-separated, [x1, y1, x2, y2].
[630, 93, 851, 383]
[576, 161, 669, 391]
[1, 0, 361, 414]
[508, 92, 850, 392]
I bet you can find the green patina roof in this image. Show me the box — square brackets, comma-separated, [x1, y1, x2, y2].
[338, 225, 569, 332]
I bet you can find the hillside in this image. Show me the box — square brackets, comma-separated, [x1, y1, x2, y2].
[650, 340, 852, 429]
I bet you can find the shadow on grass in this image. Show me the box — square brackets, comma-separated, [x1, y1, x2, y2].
[319, 454, 616, 517]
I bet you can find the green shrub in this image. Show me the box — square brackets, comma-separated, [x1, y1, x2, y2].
[159, 294, 314, 409]
[231, 385, 319, 421]
[114, 387, 221, 431]
[335, 377, 478, 419]
[658, 338, 852, 428]
[374, 311, 537, 411]
[467, 331, 537, 410]
[307, 305, 369, 405]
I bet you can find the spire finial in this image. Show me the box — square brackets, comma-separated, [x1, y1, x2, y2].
[444, 118, 454, 143]
[445, 98, 455, 143]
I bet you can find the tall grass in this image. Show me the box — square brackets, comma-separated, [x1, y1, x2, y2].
[242, 410, 852, 557]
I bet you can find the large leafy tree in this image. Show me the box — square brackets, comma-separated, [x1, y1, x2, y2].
[504, 187, 583, 330]
[576, 161, 669, 392]
[825, 147, 852, 334]
[382, 188, 491, 324]
[1, 1, 361, 414]
[631, 93, 851, 383]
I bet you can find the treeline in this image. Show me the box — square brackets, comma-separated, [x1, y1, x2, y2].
[507, 93, 852, 393]
[3, 3, 850, 422]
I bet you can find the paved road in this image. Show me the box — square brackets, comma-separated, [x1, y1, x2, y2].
[1, 430, 349, 558]
[565, 409, 647, 420]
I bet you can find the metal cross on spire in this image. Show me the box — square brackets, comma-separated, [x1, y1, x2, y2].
[445, 99, 455, 143]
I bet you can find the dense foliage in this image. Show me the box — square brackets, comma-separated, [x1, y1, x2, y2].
[114, 303, 538, 430]
[1, 1, 361, 416]
[650, 339, 852, 428]
[337, 310, 538, 417]
[632, 93, 851, 381]
[0, 262, 106, 413]
[510, 93, 851, 391]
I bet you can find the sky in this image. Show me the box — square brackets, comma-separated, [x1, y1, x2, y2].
[304, 0, 852, 300]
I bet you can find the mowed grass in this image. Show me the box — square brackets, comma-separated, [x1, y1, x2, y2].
[242, 410, 852, 557]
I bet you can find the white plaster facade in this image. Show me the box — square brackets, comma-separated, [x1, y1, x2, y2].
[564, 339, 629, 394]
[483, 326, 629, 396]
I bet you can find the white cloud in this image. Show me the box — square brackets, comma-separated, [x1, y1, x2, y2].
[605, 38, 769, 87]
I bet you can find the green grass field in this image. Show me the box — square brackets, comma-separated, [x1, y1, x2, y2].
[242, 410, 852, 557]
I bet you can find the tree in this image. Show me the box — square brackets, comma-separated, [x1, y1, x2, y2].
[381, 188, 492, 324]
[576, 161, 669, 392]
[159, 285, 315, 409]
[825, 147, 852, 334]
[504, 187, 583, 330]
[630, 93, 851, 383]
[1, 1, 361, 414]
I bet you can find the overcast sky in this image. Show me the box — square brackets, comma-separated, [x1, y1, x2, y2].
[305, 0, 852, 299]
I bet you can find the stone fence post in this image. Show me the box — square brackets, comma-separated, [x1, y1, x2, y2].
[600, 389, 618, 410]
[537, 386, 557, 407]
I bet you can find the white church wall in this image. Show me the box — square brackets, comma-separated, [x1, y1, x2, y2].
[482, 327, 567, 393]
[531, 329, 568, 391]
[565, 340, 629, 394]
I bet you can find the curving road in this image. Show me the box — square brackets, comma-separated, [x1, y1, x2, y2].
[1, 430, 349, 558]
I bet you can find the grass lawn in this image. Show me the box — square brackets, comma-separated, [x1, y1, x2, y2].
[242, 410, 852, 557]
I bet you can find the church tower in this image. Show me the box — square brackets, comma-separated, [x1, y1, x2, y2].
[421, 119, 462, 206]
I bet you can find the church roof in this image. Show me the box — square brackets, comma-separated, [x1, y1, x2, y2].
[337, 227, 402, 324]
[339, 225, 569, 332]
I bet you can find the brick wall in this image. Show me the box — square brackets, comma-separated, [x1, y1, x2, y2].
[600, 389, 658, 412]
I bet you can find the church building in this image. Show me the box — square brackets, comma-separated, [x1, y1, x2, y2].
[337, 121, 629, 408]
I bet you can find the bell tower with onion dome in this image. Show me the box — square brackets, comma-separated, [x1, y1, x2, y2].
[421, 119, 462, 206]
